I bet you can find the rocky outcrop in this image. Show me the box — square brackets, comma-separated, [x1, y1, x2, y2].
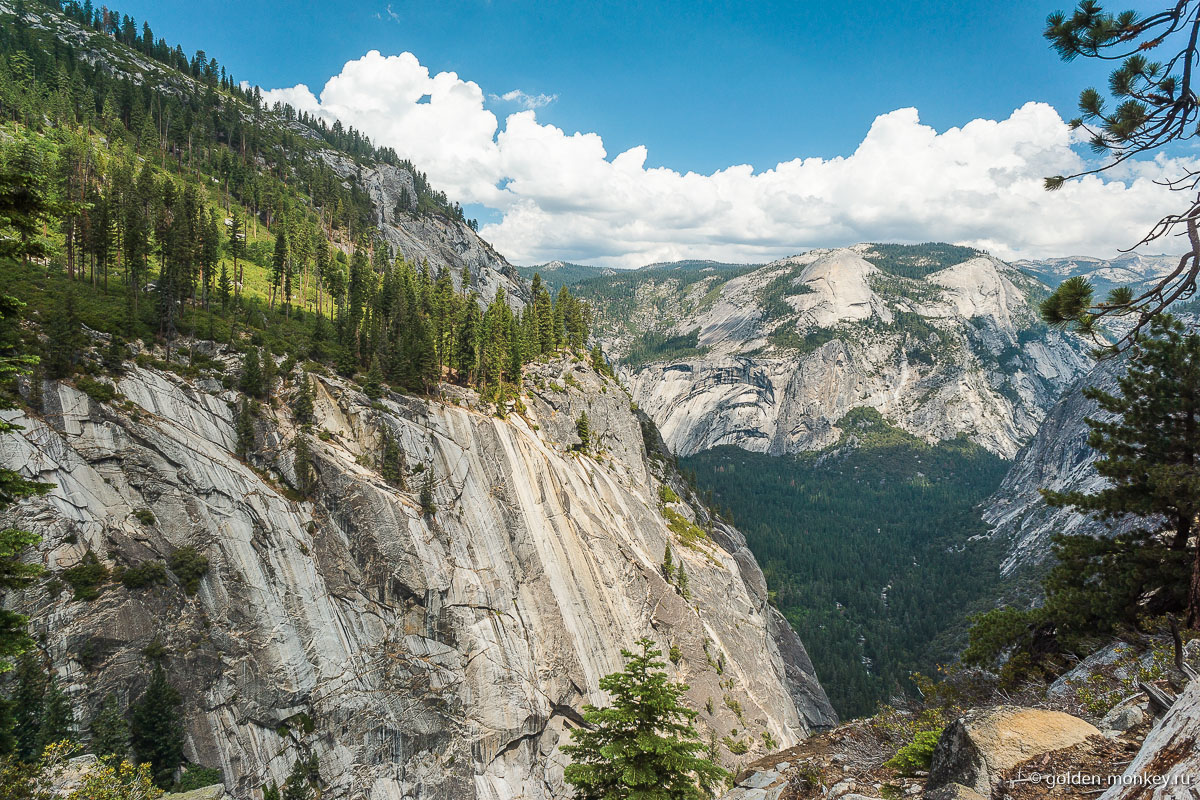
[617, 248, 1091, 458]
[982, 313, 1198, 576]
[1099, 678, 1200, 799]
[980, 355, 1135, 576]
[314, 154, 529, 309]
[925, 707, 1100, 797]
[1, 352, 832, 800]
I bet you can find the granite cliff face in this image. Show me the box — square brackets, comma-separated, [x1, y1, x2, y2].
[0, 345, 833, 799]
[598, 246, 1092, 459]
[980, 356, 1137, 576]
[319, 154, 529, 309]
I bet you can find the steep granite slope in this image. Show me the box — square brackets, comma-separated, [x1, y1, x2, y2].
[0, 345, 832, 799]
[599, 246, 1092, 458]
[981, 356, 1133, 576]
[322, 153, 529, 308]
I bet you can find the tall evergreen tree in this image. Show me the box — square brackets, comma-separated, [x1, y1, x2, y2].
[0, 296, 50, 674]
[89, 693, 130, 761]
[270, 227, 288, 311]
[379, 428, 406, 488]
[11, 652, 45, 761]
[239, 348, 264, 398]
[293, 375, 315, 425]
[36, 677, 74, 749]
[228, 212, 245, 302]
[0, 137, 55, 265]
[1043, 315, 1200, 627]
[235, 398, 255, 459]
[363, 354, 384, 400]
[129, 663, 184, 788]
[560, 638, 727, 799]
[217, 263, 231, 310]
[292, 435, 314, 498]
[43, 292, 85, 379]
[419, 470, 435, 516]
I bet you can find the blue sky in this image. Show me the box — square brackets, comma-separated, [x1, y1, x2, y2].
[114, 1, 1183, 266]
[117, 0, 1110, 169]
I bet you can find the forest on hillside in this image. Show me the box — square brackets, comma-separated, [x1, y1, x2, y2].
[0, 0, 597, 404]
[683, 410, 1011, 718]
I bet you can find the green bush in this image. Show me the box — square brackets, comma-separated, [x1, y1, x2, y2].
[176, 766, 222, 792]
[133, 508, 156, 526]
[62, 550, 110, 601]
[884, 729, 943, 775]
[169, 547, 210, 595]
[76, 375, 118, 404]
[658, 484, 680, 504]
[121, 561, 168, 590]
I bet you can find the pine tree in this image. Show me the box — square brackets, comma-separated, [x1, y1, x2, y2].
[228, 213, 245, 301]
[1043, 315, 1200, 627]
[240, 348, 264, 398]
[560, 638, 728, 799]
[379, 428, 406, 488]
[43, 291, 85, 379]
[419, 470, 435, 516]
[89, 693, 130, 761]
[270, 227, 288, 310]
[363, 354, 384, 400]
[0, 137, 55, 265]
[1037, 4, 1200, 347]
[217, 263, 231, 310]
[11, 651, 45, 761]
[293, 435, 314, 498]
[36, 677, 74, 749]
[575, 411, 590, 452]
[294, 375, 315, 425]
[0, 696, 14, 757]
[281, 758, 314, 800]
[0, 297, 49, 674]
[676, 563, 690, 600]
[129, 663, 184, 788]
[262, 350, 278, 402]
[235, 398, 255, 459]
[662, 544, 675, 583]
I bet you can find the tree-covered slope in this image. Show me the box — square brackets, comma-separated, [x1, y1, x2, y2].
[682, 409, 1011, 719]
[0, 0, 587, 401]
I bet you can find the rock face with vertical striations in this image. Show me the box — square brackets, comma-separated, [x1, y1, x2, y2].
[980, 354, 1140, 576]
[0, 349, 833, 800]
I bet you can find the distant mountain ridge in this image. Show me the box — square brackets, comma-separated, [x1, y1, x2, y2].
[578, 243, 1093, 459]
[1014, 252, 1181, 298]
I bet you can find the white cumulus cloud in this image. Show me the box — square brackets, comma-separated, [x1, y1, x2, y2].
[262, 51, 1195, 268]
[490, 89, 558, 110]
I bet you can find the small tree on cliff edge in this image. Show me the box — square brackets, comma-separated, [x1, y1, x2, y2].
[561, 637, 728, 800]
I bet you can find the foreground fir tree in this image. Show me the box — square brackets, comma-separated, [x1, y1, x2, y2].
[965, 315, 1200, 673]
[90, 694, 131, 762]
[561, 638, 728, 800]
[1045, 314, 1200, 627]
[129, 663, 184, 788]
